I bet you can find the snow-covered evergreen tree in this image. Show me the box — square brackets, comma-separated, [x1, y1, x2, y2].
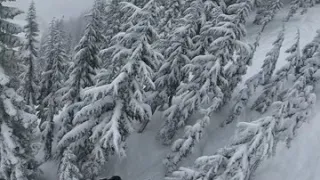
[285, 0, 301, 21]
[19, 1, 39, 108]
[103, 0, 124, 48]
[58, 148, 83, 180]
[221, 0, 255, 103]
[286, 0, 316, 21]
[38, 18, 68, 160]
[55, 0, 103, 149]
[92, 0, 108, 49]
[38, 18, 68, 118]
[158, 0, 221, 145]
[224, 74, 260, 125]
[259, 25, 285, 85]
[0, 2, 22, 53]
[157, 0, 185, 38]
[252, 29, 320, 114]
[37, 32, 48, 74]
[154, 0, 229, 112]
[101, 0, 163, 78]
[251, 0, 283, 51]
[302, 30, 320, 59]
[40, 98, 55, 161]
[0, 82, 40, 180]
[55, 18, 71, 75]
[56, 1, 162, 178]
[161, 1, 255, 172]
[100, 0, 130, 70]
[37, 20, 55, 123]
[60, 0, 104, 103]
[253, 0, 283, 26]
[151, 5, 199, 113]
[0, 1, 40, 179]
[65, 33, 74, 57]
[252, 29, 301, 113]
[225, 26, 285, 124]
[159, 0, 252, 146]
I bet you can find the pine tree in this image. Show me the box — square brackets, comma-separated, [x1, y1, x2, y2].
[37, 20, 55, 123]
[37, 33, 47, 74]
[159, 0, 252, 146]
[251, 0, 283, 51]
[102, 0, 124, 48]
[0, 1, 40, 179]
[151, 6, 199, 113]
[55, 0, 103, 150]
[224, 26, 285, 125]
[0, 85, 41, 180]
[302, 30, 320, 59]
[259, 26, 285, 85]
[157, 0, 185, 38]
[55, 18, 71, 75]
[252, 29, 320, 114]
[252, 30, 301, 114]
[65, 33, 74, 57]
[101, 0, 162, 78]
[224, 74, 260, 125]
[99, 0, 126, 70]
[38, 19, 68, 118]
[58, 148, 83, 180]
[158, 0, 219, 145]
[19, 1, 39, 108]
[93, 0, 108, 49]
[221, 0, 255, 103]
[153, 0, 228, 115]
[57, 1, 162, 179]
[60, 0, 104, 102]
[286, 0, 316, 21]
[38, 19, 68, 161]
[160, 1, 255, 172]
[253, 0, 283, 26]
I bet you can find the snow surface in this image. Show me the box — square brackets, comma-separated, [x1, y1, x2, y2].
[101, 5, 320, 180]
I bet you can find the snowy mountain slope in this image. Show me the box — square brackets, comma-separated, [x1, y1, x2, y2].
[253, 6, 320, 180]
[255, 95, 320, 180]
[101, 4, 320, 180]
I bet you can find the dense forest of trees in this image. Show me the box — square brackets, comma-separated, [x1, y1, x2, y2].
[0, 0, 319, 180]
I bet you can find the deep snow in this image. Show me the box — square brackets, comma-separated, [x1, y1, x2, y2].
[101, 4, 320, 180]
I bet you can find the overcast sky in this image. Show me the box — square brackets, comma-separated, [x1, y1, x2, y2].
[13, 0, 94, 25]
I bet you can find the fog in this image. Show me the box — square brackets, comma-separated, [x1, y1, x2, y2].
[14, 0, 94, 22]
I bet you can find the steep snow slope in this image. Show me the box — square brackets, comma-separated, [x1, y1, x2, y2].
[255, 95, 320, 180]
[102, 5, 320, 180]
[254, 5, 320, 180]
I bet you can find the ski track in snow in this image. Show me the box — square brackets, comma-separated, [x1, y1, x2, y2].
[101, 5, 320, 180]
